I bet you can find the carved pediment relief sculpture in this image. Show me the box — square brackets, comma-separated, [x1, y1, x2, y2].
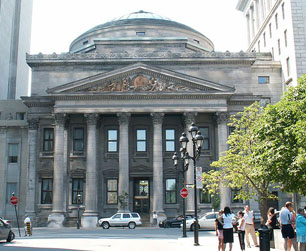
[86, 74, 196, 93]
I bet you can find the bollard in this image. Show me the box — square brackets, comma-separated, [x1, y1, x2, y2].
[258, 227, 270, 251]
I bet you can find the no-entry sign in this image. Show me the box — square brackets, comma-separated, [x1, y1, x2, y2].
[10, 196, 18, 205]
[180, 188, 188, 198]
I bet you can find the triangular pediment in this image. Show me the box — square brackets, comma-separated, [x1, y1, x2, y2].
[47, 63, 235, 94]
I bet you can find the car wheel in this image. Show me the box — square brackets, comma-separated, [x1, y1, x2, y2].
[102, 222, 110, 229]
[165, 222, 171, 228]
[7, 231, 15, 242]
[128, 222, 136, 229]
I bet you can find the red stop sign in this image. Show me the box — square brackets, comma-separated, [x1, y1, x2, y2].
[10, 196, 18, 205]
[180, 188, 188, 198]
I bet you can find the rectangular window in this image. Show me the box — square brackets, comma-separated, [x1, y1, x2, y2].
[269, 23, 272, 38]
[278, 39, 281, 55]
[136, 32, 145, 36]
[6, 183, 17, 203]
[107, 129, 118, 152]
[199, 187, 211, 204]
[72, 178, 84, 204]
[107, 179, 118, 204]
[43, 128, 54, 152]
[282, 3, 285, 19]
[136, 129, 147, 152]
[199, 127, 210, 150]
[258, 76, 270, 84]
[275, 13, 278, 29]
[286, 57, 290, 76]
[8, 143, 18, 163]
[41, 178, 53, 204]
[16, 112, 25, 120]
[257, 40, 261, 52]
[165, 129, 175, 152]
[263, 32, 266, 47]
[284, 30, 287, 47]
[231, 188, 243, 203]
[73, 127, 84, 152]
[165, 178, 176, 204]
[229, 126, 236, 135]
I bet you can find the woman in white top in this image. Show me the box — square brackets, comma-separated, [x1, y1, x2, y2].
[222, 207, 235, 251]
[237, 211, 246, 251]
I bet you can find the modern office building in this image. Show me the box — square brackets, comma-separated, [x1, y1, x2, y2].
[236, 0, 306, 86]
[16, 11, 289, 228]
[0, 0, 33, 99]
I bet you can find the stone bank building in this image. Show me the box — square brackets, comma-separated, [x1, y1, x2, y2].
[1, 11, 288, 228]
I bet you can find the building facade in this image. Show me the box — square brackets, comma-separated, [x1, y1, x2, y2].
[17, 11, 288, 228]
[0, 0, 33, 99]
[236, 0, 306, 86]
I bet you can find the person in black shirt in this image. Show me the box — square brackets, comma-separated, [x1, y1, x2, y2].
[267, 207, 278, 229]
[215, 210, 224, 251]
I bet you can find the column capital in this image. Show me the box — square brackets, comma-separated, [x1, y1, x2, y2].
[28, 118, 39, 130]
[54, 113, 67, 126]
[117, 113, 131, 125]
[215, 112, 230, 124]
[84, 113, 99, 125]
[183, 112, 197, 125]
[151, 113, 164, 125]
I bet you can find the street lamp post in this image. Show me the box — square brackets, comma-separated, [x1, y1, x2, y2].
[76, 193, 82, 229]
[177, 123, 204, 246]
[172, 151, 189, 237]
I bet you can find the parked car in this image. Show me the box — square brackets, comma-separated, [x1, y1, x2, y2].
[159, 215, 194, 228]
[184, 212, 238, 232]
[0, 218, 15, 242]
[98, 212, 142, 229]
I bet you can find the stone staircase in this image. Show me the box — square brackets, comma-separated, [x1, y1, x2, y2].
[140, 214, 151, 227]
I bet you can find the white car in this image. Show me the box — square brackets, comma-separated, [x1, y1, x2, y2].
[184, 212, 219, 231]
[0, 218, 15, 242]
[98, 212, 142, 229]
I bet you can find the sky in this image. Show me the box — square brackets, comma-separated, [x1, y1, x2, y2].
[30, 0, 248, 54]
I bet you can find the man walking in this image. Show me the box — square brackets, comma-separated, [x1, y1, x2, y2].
[243, 205, 259, 248]
[280, 202, 295, 251]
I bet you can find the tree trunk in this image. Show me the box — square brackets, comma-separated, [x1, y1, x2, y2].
[259, 197, 269, 225]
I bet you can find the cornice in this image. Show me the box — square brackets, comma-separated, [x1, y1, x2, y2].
[26, 51, 272, 67]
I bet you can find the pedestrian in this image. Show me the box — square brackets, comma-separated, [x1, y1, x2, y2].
[243, 205, 259, 248]
[279, 202, 295, 251]
[222, 207, 235, 251]
[24, 215, 32, 236]
[215, 210, 224, 251]
[266, 207, 277, 229]
[296, 208, 306, 251]
[291, 210, 298, 251]
[237, 211, 246, 251]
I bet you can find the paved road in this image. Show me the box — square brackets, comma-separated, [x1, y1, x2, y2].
[0, 227, 282, 251]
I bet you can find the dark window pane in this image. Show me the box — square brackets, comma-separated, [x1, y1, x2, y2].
[231, 188, 243, 203]
[107, 179, 118, 204]
[43, 128, 54, 152]
[41, 179, 53, 204]
[199, 127, 210, 150]
[165, 179, 176, 204]
[8, 144, 18, 163]
[123, 214, 130, 218]
[200, 188, 211, 204]
[73, 128, 84, 151]
[72, 178, 83, 204]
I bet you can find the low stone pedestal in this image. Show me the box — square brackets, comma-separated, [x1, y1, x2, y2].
[48, 213, 65, 228]
[81, 214, 98, 228]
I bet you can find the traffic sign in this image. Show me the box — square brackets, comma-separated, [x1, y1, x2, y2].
[196, 167, 203, 189]
[10, 196, 18, 205]
[180, 188, 189, 198]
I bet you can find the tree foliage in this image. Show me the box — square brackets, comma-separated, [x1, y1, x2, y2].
[255, 75, 306, 195]
[204, 103, 277, 214]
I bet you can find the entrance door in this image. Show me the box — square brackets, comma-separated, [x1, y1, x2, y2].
[134, 179, 150, 214]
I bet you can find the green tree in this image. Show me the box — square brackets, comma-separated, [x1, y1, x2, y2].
[203, 102, 277, 222]
[255, 75, 306, 195]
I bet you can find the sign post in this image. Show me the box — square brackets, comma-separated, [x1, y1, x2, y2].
[10, 193, 21, 237]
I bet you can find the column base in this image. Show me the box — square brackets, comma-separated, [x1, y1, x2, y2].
[81, 213, 98, 228]
[48, 213, 65, 228]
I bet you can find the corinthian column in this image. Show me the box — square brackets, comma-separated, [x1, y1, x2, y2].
[183, 112, 197, 214]
[117, 113, 130, 212]
[82, 113, 99, 228]
[25, 118, 39, 223]
[48, 114, 67, 228]
[151, 113, 166, 223]
[216, 112, 231, 210]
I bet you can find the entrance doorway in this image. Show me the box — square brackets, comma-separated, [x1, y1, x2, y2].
[133, 179, 150, 214]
